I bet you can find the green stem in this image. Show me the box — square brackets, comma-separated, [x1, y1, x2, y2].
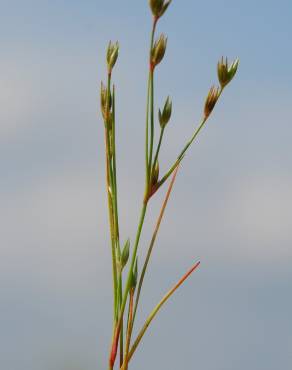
[118, 269, 124, 367]
[111, 84, 124, 363]
[109, 202, 148, 368]
[105, 130, 118, 324]
[152, 127, 164, 173]
[145, 74, 151, 191]
[121, 289, 134, 370]
[108, 16, 158, 369]
[133, 165, 179, 326]
[159, 88, 224, 187]
[118, 14, 158, 347]
[159, 116, 207, 189]
[112, 85, 121, 249]
[145, 18, 158, 193]
[148, 69, 155, 177]
[120, 202, 147, 316]
[121, 166, 179, 365]
[128, 261, 201, 362]
[105, 73, 118, 325]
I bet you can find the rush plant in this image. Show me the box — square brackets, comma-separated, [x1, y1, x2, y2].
[99, 1, 239, 369]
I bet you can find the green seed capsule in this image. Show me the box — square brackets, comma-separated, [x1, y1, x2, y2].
[151, 34, 167, 68]
[107, 41, 119, 73]
[151, 161, 159, 186]
[159, 96, 172, 128]
[149, 0, 172, 18]
[217, 57, 239, 88]
[121, 239, 130, 269]
[204, 86, 220, 118]
[130, 259, 138, 289]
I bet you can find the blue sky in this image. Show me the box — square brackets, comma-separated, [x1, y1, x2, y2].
[1, 1, 292, 370]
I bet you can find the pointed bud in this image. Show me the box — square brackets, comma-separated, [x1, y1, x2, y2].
[217, 57, 239, 88]
[107, 41, 119, 73]
[151, 161, 159, 186]
[204, 86, 220, 118]
[160, 0, 172, 17]
[149, 0, 172, 18]
[100, 82, 108, 120]
[159, 96, 172, 128]
[151, 34, 167, 68]
[121, 239, 130, 269]
[100, 82, 112, 122]
[149, 0, 163, 16]
[130, 258, 138, 289]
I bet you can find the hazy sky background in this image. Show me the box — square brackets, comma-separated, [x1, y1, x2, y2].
[1, 1, 292, 369]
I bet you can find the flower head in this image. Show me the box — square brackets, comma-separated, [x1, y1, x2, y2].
[159, 96, 172, 128]
[130, 259, 138, 289]
[100, 81, 112, 123]
[204, 86, 220, 118]
[151, 34, 167, 68]
[151, 161, 160, 186]
[149, 0, 172, 19]
[107, 41, 119, 74]
[121, 239, 130, 270]
[217, 57, 239, 88]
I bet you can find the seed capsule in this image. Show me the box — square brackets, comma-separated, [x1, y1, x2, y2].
[217, 57, 239, 88]
[204, 86, 220, 118]
[149, 0, 172, 19]
[159, 96, 172, 128]
[100, 81, 112, 122]
[151, 161, 159, 186]
[151, 34, 167, 68]
[107, 41, 119, 73]
[130, 259, 138, 289]
[121, 239, 130, 269]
